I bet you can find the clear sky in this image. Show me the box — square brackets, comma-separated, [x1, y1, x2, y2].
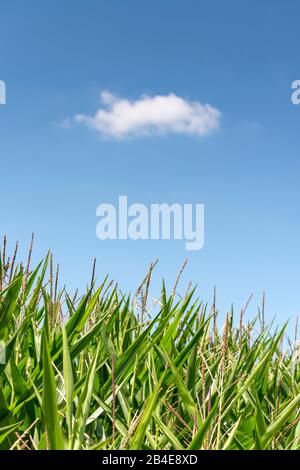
[1, 0, 300, 327]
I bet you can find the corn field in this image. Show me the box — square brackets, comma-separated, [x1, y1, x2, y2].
[0, 238, 300, 451]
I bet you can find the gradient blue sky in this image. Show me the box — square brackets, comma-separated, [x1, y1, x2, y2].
[1, 0, 300, 326]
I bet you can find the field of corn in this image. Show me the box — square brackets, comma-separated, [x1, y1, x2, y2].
[0, 237, 300, 451]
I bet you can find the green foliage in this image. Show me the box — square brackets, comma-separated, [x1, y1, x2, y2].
[0, 243, 300, 450]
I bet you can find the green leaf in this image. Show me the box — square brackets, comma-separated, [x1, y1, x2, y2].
[42, 331, 64, 450]
[0, 422, 22, 445]
[0, 275, 23, 339]
[260, 394, 300, 449]
[71, 343, 100, 450]
[130, 378, 163, 450]
[62, 325, 74, 445]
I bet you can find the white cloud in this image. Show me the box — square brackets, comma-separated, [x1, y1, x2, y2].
[73, 91, 221, 139]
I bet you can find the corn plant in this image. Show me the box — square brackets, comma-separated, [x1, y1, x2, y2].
[0, 238, 300, 450]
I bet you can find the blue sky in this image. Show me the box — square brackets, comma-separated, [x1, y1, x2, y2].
[1, 0, 300, 327]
